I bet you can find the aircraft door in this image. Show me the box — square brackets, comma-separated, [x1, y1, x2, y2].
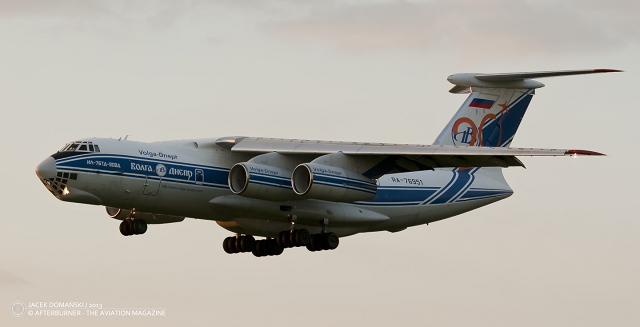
[143, 176, 162, 196]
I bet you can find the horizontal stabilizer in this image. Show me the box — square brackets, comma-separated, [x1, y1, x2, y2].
[474, 69, 622, 82]
[447, 69, 621, 92]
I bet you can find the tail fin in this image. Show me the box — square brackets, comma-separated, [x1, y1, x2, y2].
[433, 69, 621, 147]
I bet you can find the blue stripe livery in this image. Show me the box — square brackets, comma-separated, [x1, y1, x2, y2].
[55, 154, 510, 207]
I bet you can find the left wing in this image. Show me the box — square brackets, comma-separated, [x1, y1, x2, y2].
[215, 136, 603, 177]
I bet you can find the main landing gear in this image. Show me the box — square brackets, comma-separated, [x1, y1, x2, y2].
[222, 230, 339, 257]
[119, 209, 147, 236]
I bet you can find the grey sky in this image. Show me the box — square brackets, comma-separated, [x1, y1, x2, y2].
[1, 1, 638, 326]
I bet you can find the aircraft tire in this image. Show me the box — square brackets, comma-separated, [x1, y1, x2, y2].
[282, 232, 293, 248]
[226, 237, 239, 253]
[235, 236, 244, 252]
[255, 240, 265, 257]
[310, 234, 323, 251]
[132, 219, 147, 235]
[289, 230, 299, 247]
[240, 235, 256, 252]
[251, 244, 260, 257]
[119, 221, 129, 236]
[268, 239, 283, 256]
[323, 233, 339, 250]
[276, 231, 287, 248]
[306, 243, 317, 252]
[223, 237, 233, 254]
[295, 229, 311, 246]
[128, 219, 137, 235]
[120, 220, 133, 236]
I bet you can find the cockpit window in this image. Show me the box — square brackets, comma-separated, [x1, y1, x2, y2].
[60, 141, 100, 153]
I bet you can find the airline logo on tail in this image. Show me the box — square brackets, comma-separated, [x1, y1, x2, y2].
[449, 90, 534, 147]
[452, 97, 502, 146]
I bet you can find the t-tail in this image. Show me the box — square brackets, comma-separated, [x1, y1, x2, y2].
[433, 69, 621, 147]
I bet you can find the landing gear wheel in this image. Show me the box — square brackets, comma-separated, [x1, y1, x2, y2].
[225, 237, 239, 253]
[235, 236, 244, 252]
[276, 231, 288, 248]
[322, 232, 339, 250]
[255, 240, 267, 257]
[252, 243, 261, 257]
[132, 219, 147, 235]
[295, 229, 311, 246]
[238, 235, 256, 252]
[119, 221, 126, 236]
[128, 219, 136, 234]
[310, 234, 323, 250]
[223, 237, 233, 254]
[283, 232, 294, 248]
[306, 243, 317, 252]
[120, 220, 132, 236]
[267, 239, 283, 256]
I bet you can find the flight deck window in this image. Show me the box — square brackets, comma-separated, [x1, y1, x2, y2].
[59, 141, 101, 153]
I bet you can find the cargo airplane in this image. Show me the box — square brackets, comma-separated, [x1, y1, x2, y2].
[35, 69, 618, 257]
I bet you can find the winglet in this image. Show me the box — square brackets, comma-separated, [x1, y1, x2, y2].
[565, 149, 606, 156]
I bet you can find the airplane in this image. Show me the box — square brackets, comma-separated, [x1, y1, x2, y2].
[35, 69, 619, 257]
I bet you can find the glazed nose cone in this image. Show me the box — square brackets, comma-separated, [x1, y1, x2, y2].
[35, 156, 56, 180]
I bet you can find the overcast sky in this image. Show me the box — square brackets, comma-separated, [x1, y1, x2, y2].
[1, 1, 639, 326]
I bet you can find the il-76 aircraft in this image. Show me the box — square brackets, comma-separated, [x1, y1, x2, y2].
[35, 69, 618, 257]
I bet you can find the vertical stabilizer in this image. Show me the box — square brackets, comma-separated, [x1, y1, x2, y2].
[433, 69, 621, 147]
[433, 88, 534, 147]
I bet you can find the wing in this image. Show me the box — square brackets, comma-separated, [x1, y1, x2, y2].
[216, 136, 604, 178]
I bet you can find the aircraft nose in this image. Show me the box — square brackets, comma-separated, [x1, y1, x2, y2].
[35, 156, 57, 180]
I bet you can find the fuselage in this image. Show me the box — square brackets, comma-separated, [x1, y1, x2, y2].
[35, 137, 513, 237]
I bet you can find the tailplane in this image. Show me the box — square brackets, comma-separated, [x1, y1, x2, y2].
[433, 69, 621, 147]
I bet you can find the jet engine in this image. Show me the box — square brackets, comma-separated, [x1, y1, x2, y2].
[228, 162, 297, 201]
[291, 163, 377, 202]
[105, 207, 185, 224]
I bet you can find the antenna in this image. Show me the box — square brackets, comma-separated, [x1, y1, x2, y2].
[124, 135, 129, 140]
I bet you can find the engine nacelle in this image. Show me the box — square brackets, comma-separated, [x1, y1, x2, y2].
[105, 207, 185, 224]
[228, 162, 297, 201]
[292, 163, 377, 202]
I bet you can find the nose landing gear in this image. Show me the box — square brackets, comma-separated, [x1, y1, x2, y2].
[118, 209, 147, 236]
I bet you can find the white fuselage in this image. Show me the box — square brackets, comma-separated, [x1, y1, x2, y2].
[37, 137, 513, 237]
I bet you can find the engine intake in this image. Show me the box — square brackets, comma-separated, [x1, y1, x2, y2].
[292, 163, 377, 202]
[228, 162, 297, 201]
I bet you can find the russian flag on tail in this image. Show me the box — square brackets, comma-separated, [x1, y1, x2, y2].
[469, 98, 495, 109]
